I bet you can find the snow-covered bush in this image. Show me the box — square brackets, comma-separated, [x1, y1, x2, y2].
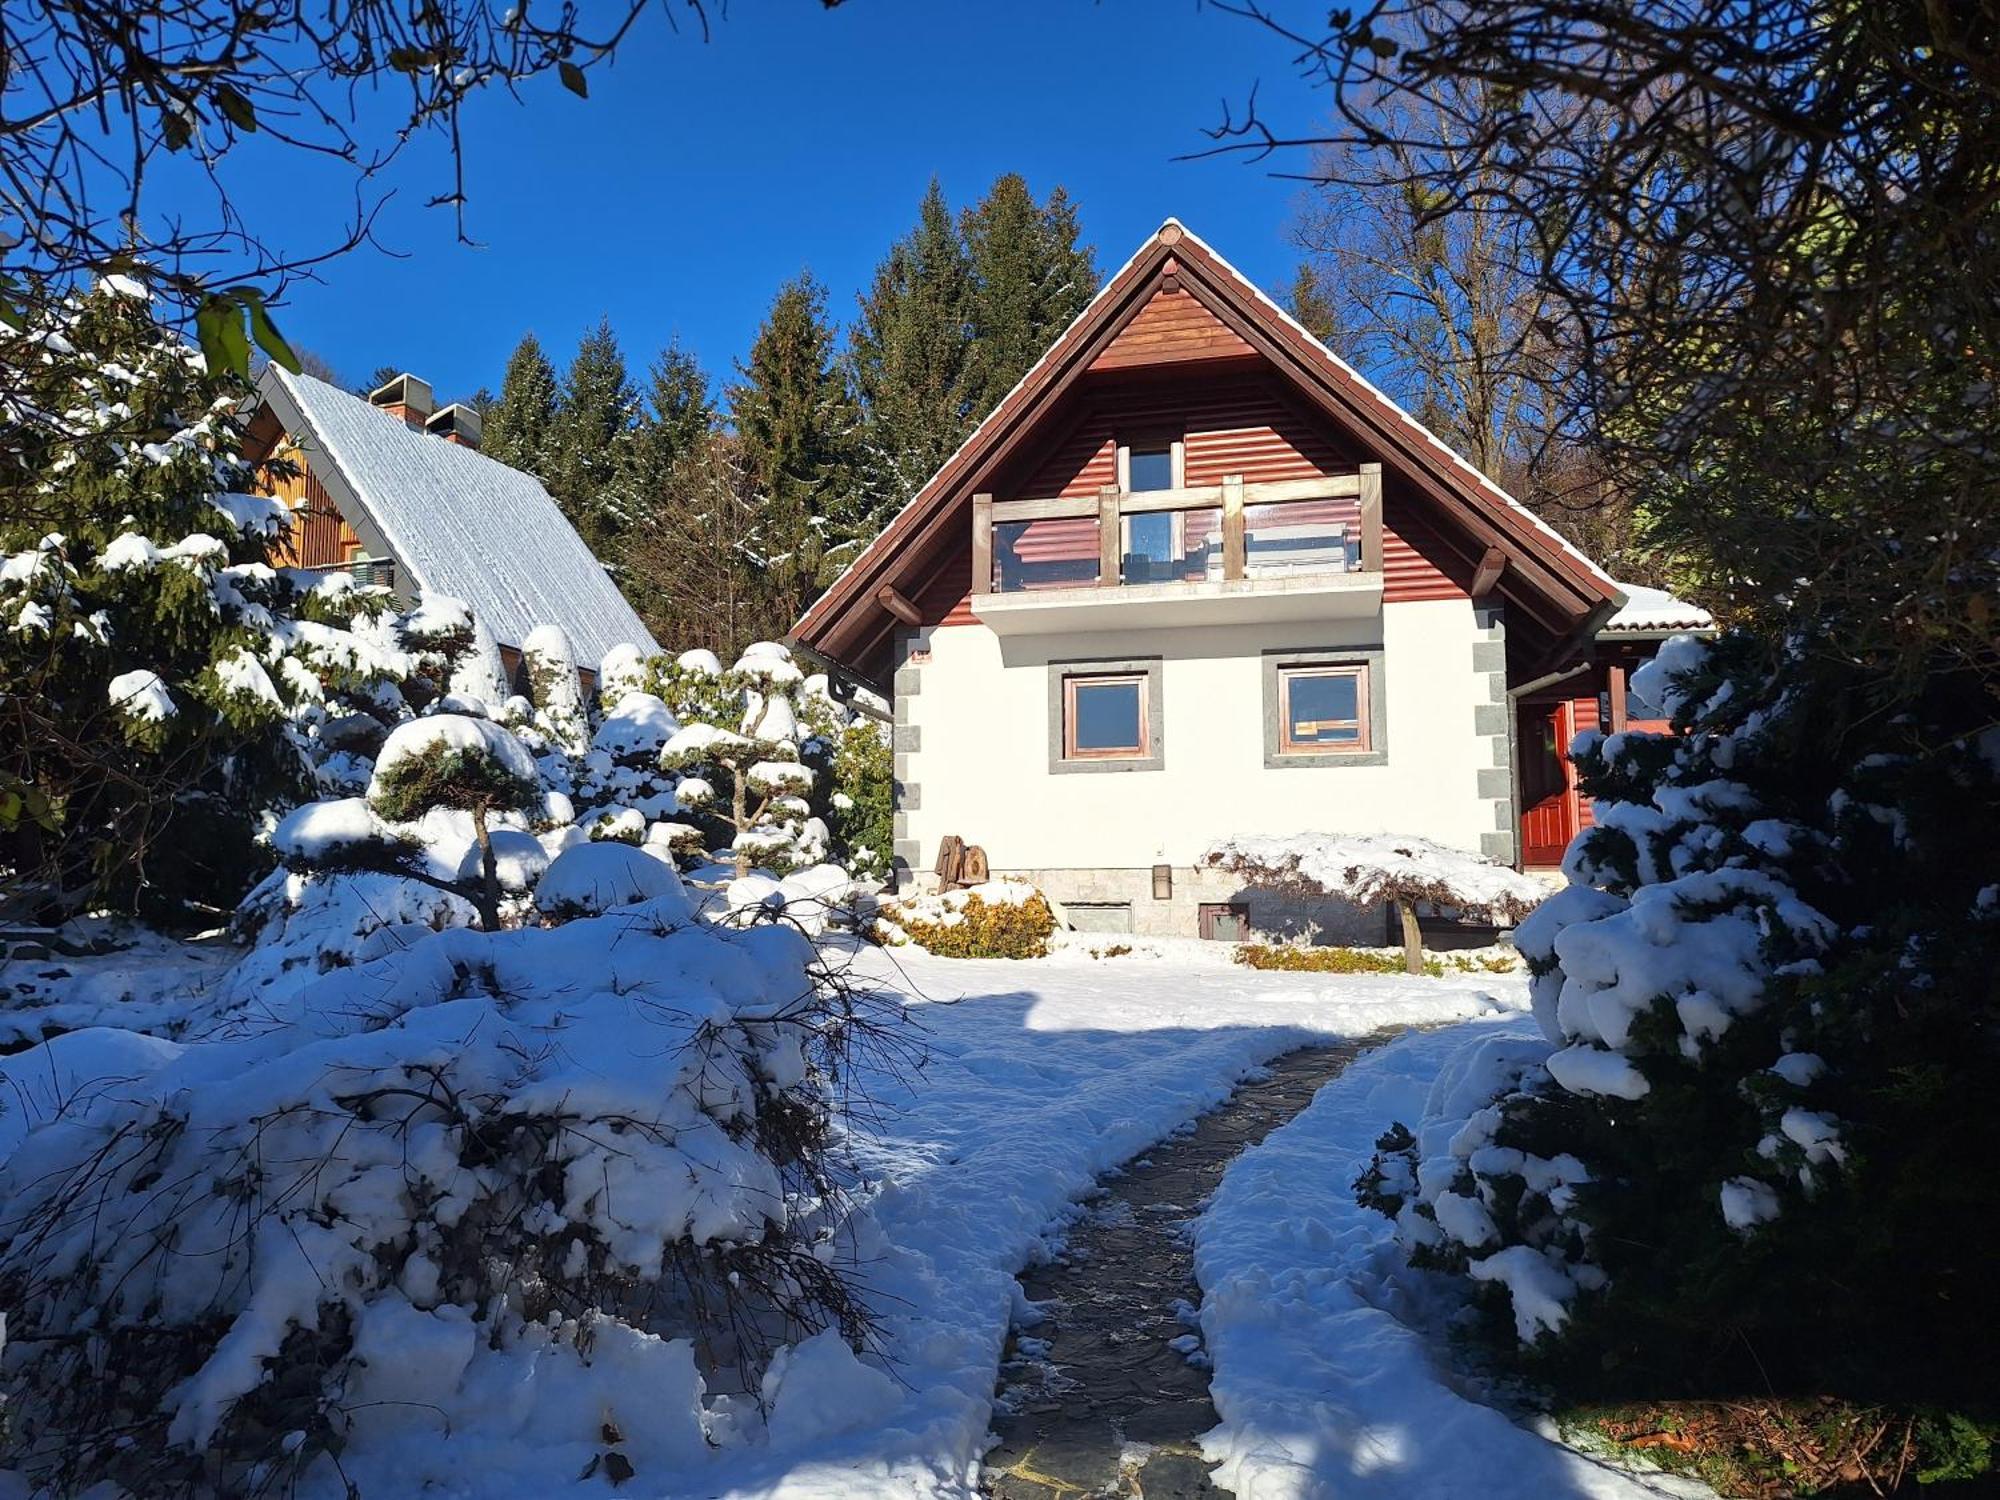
[1204, 832, 1545, 974]
[878, 879, 1056, 959]
[0, 891, 885, 1497]
[659, 641, 831, 877]
[1356, 629, 2000, 1408]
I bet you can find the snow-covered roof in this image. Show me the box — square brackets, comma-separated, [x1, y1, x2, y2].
[1599, 582, 1715, 637]
[257, 367, 658, 669]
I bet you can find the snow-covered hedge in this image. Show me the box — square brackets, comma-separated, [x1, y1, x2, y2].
[1354, 629, 2000, 1406]
[0, 884, 884, 1496]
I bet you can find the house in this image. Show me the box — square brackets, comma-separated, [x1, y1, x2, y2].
[791, 220, 1714, 939]
[245, 369, 658, 677]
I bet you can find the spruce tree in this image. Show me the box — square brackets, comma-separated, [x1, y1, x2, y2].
[963, 175, 1098, 418]
[728, 273, 860, 627]
[545, 318, 642, 557]
[630, 338, 718, 496]
[850, 178, 976, 529]
[482, 334, 561, 479]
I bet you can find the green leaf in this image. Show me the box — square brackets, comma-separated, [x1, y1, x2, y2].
[195, 295, 253, 380]
[215, 85, 257, 133]
[0, 298, 22, 332]
[231, 287, 299, 373]
[559, 60, 588, 99]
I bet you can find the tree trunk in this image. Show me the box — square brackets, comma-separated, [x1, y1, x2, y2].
[471, 803, 502, 931]
[1397, 897, 1425, 976]
[731, 773, 750, 879]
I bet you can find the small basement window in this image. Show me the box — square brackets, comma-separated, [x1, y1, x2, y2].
[1063, 673, 1149, 760]
[1066, 902, 1133, 934]
[1199, 902, 1250, 942]
[1277, 664, 1370, 754]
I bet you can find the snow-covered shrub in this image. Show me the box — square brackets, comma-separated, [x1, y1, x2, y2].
[521, 622, 588, 757]
[573, 687, 681, 841]
[0, 893, 885, 1497]
[823, 710, 893, 884]
[878, 880, 1056, 959]
[534, 840, 683, 921]
[1204, 832, 1545, 974]
[1356, 629, 2000, 1407]
[659, 641, 830, 878]
[366, 714, 546, 927]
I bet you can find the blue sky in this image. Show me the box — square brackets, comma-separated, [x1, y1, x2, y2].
[207, 1, 1329, 404]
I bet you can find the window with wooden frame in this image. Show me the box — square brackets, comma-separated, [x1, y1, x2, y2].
[1276, 663, 1371, 755]
[1117, 437, 1183, 493]
[1062, 672, 1150, 761]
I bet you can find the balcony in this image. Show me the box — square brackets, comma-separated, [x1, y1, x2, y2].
[971, 468, 1384, 636]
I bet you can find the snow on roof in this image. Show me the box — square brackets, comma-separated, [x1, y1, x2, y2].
[260, 368, 658, 669]
[1600, 582, 1715, 636]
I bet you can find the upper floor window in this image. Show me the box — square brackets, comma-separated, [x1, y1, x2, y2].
[1063, 672, 1150, 760]
[1120, 438, 1176, 496]
[1277, 663, 1371, 754]
[1126, 444, 1175, 492]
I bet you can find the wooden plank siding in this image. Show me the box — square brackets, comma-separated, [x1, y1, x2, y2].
[903, 378, 1477, 624]
[1086, 285, 1254, 372]
[263, 448, 361, 570]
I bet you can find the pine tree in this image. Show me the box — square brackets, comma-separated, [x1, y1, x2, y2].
[482, 334, 561, 479]
[728, 273, 860, 627]
[545, 319, 642, 556]
[851, 178, 976, 529]
[963, 175, 1098, 418]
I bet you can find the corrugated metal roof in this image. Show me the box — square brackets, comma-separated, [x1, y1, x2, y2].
[260, 368, 658, 668]
[1601, 582, 1716, 635]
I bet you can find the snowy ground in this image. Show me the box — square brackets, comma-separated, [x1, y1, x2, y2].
[1194, 1018, 1712, 1499]
[708, 939, 1531, 1499]
[0, 927, 1705, 1499]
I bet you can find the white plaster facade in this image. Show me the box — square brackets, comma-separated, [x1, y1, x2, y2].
[892, 597, 1512, 939]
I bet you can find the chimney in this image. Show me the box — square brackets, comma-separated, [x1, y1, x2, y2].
[368, 373, 435, 429]
[424, 402, 484, 449]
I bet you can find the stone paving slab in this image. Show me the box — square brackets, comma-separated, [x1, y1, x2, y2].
[980, 1039, 1385, 1498]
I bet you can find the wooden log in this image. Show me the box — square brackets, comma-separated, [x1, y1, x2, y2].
[876, 585, 921, 626]
[1471, 545, 1508, 597]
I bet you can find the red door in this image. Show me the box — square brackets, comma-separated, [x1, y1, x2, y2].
[1518, 700, 1579, 867]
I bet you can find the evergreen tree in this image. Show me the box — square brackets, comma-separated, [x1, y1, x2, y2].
[963, 175, 1098, 417]
[482, 334, 561, 479]
[642, 339, 719, 471]
[545, 319, 642, 556]
[728, 273, 859, 627]
[850, 178, 976, 529]
[0, 281, 404, 921]
[358, 364, 401, 397]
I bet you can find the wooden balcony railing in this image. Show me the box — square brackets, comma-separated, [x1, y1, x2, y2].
[972, 465, 1382, 597]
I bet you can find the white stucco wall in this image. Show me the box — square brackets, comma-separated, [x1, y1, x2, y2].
[897, 598, 1502, 879]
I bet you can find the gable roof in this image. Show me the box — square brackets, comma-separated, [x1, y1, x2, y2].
[793, 219, 1622, 673]
[256, 367, 658, 669]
